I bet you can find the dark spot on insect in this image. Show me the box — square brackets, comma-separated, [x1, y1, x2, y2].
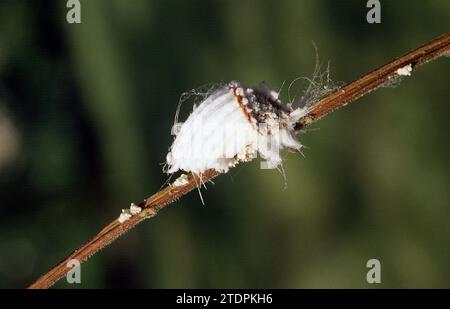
[230, 81, 292, 129]
[294, 122, 304, 131]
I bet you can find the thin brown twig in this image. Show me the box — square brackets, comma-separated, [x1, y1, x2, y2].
[28, 32, 450, 289]
[296, 32, 450, 128]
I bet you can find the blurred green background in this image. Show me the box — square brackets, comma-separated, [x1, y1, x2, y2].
[0, 0, 449, 288]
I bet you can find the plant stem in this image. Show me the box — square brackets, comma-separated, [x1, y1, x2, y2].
[296, 32, 450, 128]
[28, 170, 220, 289]
[28, 32, 449, 289]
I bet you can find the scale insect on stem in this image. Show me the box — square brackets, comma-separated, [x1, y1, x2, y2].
[165, 81, 309, 176]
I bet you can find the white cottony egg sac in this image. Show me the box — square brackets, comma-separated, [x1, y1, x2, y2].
[165, 81, 308, 174]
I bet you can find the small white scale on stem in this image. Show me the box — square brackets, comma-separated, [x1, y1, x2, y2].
[165, 81, 308, 175]
[118, 203, 142, 223]
[396, 64, 413, 76]
[130, 203, 142, 215]
[172, 173, 189, 187]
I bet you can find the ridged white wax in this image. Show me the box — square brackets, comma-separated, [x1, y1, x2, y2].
[165, 83, 305, 174]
